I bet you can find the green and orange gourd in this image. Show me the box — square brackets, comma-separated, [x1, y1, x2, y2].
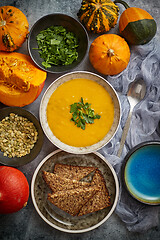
[77, 0, 119, 33]
[114, 0, 157, 45]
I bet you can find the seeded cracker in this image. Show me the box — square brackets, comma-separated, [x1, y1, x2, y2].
[48, 186, 98, 216]
[53, 163, 96, 181]
[43, 171, 91, 193]
[78, 170, 111, 216]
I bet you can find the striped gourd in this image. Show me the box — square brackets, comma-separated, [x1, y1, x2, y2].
[77, 0, 119, 33]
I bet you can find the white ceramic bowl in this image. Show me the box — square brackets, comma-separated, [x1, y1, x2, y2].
[40, 71, 121, 154]
[31, 150, 119, 233]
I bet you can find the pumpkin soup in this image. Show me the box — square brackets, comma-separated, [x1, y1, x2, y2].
[47, 78, 114, 147]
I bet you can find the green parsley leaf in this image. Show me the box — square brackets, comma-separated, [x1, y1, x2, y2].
[70, 103, 78, 113]
[34, 26, 79, 68]
[70, 98, 101, 130]
[42, 61, 51, 68]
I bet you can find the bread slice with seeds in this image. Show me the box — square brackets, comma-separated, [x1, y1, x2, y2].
[53, 163, 96, 181]
[78, 170, 111, 216]
[43, 171, 91, 193]
[48, 186, 98, 216]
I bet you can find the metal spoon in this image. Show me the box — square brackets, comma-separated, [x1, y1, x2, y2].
[117, 78, 147, 157]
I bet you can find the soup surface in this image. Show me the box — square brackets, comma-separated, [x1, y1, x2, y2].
[47, 78, 114, 147]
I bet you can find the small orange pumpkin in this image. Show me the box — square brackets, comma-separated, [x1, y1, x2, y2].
[89, 34, 130, 75]
[0, 6, 29, 52]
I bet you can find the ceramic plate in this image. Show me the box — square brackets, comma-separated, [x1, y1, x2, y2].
[31, 150, 119, 233]
[124, 141, 160, 205]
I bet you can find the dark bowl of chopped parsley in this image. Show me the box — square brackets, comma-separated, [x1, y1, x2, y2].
[28, 13, 89, 73]
[0, 107, 44, 167]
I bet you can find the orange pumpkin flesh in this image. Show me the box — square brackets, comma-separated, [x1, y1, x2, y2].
[0, 52, 47, 107]
[89, 34, 130, 75]
[0, 6, 29, 52]
[0, 166, 29, 214]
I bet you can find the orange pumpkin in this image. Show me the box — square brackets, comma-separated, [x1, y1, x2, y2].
[0, 52, 47, 107]
[0, 6, 29, 52]
[89, 34, 130, 75]
[0, 166, 29, 214]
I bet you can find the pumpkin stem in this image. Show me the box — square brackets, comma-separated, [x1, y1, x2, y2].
[95, 3, 102, 10]
[23, 202, 27, 207]
[114, 0, 130, 9]
[0, 20, 6, 27]
[0, 192, 3, 200]
[107, 49, 115, 57]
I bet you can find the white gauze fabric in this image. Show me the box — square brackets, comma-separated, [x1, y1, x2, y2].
[99, 36, 160, 232]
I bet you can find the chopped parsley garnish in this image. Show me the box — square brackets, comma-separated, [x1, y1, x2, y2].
[34, 26, 79, 68]
[70, 97, 101, 130]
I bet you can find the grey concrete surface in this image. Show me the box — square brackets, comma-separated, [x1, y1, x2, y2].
[0, 0, 160, 239]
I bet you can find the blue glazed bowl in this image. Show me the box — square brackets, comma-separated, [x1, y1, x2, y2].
[123, 141, 160, 205]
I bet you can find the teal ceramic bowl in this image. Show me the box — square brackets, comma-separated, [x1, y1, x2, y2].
[123, 141, 160, 205]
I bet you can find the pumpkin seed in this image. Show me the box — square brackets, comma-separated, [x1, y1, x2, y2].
[0, 113, 38, 158]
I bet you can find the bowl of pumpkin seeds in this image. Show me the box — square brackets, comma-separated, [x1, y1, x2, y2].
[0, 107, 44, 167]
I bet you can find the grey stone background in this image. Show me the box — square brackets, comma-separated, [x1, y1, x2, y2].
[0, 0, 160, 239]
